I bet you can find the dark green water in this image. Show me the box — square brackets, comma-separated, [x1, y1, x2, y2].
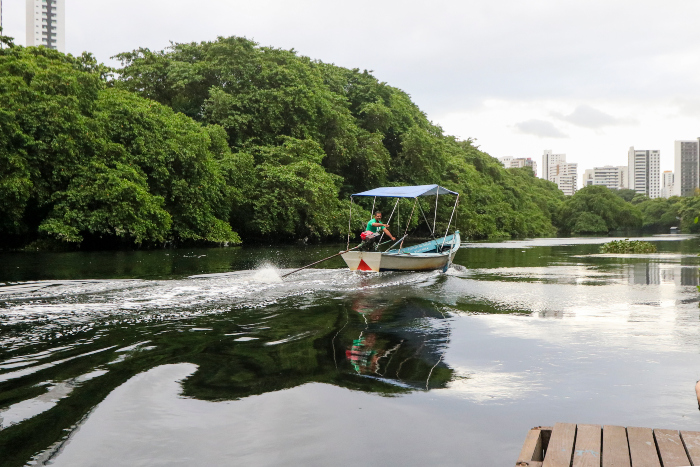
[1, 235, 700, 466]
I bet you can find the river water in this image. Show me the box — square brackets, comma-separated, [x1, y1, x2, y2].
[1, 236, 700, 466]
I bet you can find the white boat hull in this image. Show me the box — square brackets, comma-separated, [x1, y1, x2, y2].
[341, 232, 460, 272]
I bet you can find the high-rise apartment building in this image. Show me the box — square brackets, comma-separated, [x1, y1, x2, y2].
[673, 140, 699, 197]
[499, 157, 538, 176]
[550, 164, 578, 196]
[660, 171, 675, 198]
[582, 165, 628, 190]
[26, 0, 65, 52]
[542, 150, 577, 196]
[542, 150, 566, 180]
[627, 147, 660, 199]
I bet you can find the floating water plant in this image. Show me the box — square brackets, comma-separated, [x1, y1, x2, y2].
[600, 239, 657, 254]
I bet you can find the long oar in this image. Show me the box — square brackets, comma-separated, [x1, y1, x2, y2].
[281, 244, 363, 278]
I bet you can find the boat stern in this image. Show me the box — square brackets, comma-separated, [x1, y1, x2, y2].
[341, 251, 382, 272]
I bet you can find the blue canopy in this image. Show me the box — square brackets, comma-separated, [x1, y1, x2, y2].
[352, 184, 458, 198]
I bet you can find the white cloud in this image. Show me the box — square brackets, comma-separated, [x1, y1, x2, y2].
[514, 119, 568, 139]
[672, 98, 700, 118]
[554, 105, 637, 129]
[2, 0, 699, 183]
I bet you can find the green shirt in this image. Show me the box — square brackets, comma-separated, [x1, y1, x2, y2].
[366, 218, 384, 233]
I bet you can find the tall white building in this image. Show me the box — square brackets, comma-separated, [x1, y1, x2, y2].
[673, 139, 699, 197]
[26, 0, 65, 52]
[542, 150, 567, 180]
[499, 156, 538, 176]
[582, 165, 628, 190]
[627, 147, 660, 199]
[542, 150, 577, 196]
[551, 164, 578, 196]
[660, 171, 675, 198]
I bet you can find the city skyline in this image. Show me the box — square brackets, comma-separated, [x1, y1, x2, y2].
[0, 1, 698, 176]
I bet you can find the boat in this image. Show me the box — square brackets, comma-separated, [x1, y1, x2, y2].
[341, 185, 460, 272]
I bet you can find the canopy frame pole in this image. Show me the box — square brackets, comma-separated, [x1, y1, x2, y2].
[378, 198, 399, 244]
[433, 192, 439, 234]
[371, 196, 377, 216]
[346, 196, 353, 250]
[418, 202, 435, 238]
[441, 194, 459, 248]
[397, 199, 400, 236]
[398, 197, 418, 253]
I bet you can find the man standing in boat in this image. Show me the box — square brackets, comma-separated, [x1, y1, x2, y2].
[365, 212, 396, 241]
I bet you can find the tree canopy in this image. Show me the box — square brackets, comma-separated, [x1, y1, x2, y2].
[0, 45, 238, 247]
[0, 35, 659, 249]
[556, 186, 643, 234]
[114, 36, 566, 243]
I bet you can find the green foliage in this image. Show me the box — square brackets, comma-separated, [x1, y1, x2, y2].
[244, 138, 347, 240]
[636, 196, 682, 233]
[677, 195, 700, 233]
[0, 44, 239, 247]
[630, 193, 651, 205]
[614, 189, 637, 203]
[600, 239, 657, 254]
[572, 212, 608, 234]
[0, 34, 593, 248]
[93, 89, 238, 244]
[39, 161, 172, 243]
[556, 186, 643, 235]
[115, 36, 568, 241]
[0, 28, 15, 48]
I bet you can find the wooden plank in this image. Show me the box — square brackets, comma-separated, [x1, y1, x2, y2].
[627, 427, 661, 467]
[680, 431, 700, 466]
[602, 425, 631, 467]
[516, 427, 546, 466]
[543, 423, 577, 467]
[572, 424, 601, 467]
[654, 429, 690, 467]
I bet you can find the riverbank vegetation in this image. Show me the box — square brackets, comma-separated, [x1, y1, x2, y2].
[555, 186, 642, 234]
[0, 34, 699, 249]
[554, 185, 700, 236]
[0, 35, 568, 249]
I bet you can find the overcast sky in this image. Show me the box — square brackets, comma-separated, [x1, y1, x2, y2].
[4, 0, 700, 184]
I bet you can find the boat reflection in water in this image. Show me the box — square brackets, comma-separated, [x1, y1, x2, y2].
[343, 295, 452, 390]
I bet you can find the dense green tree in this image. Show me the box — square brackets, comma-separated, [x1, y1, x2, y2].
[0, 33, 602, 248]
[38, 161, 172, 243]
[0, 44, 238, 247]
[242, 137, 347, 240]
[556, 186, 642, 234]
[614, 188, 637, 203]
[636, 197, 682, 233]
[678, 195, 700, 233]
[115, 36, 567, 241]
[630, 193, 651, 205]
[572, 212, 608, 234]
[92, 89, 238, 243]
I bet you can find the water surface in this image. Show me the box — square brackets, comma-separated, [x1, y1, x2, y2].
[1, 235, 700, 466]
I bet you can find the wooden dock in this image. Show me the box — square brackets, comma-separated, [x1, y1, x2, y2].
[516, 423, 700, 466]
